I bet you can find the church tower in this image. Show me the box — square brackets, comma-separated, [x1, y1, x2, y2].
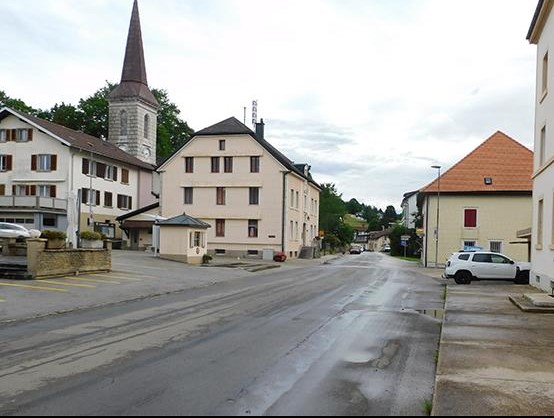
[108, 0, 158, 165]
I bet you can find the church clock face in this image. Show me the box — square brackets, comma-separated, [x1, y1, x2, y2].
[142, 146, 152, 158]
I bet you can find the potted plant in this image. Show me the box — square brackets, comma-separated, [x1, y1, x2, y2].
[40, 230, 67, 249]
[80, 231, 104, 249]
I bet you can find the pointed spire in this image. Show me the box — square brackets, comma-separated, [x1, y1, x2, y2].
[109, 0, 158, 107]
[121, 0, 148, 85]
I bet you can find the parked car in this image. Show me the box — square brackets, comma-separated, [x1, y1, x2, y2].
[349, 245, 362, 255]
[0, 222, 41, 240]
[444, 251, 531, 285]
[383, 245, 391, 252]
[273, 251, 287, 262]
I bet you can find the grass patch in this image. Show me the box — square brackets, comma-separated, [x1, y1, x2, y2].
[344, 214, 368, 230]
[394, 256, 421, 263]
[423, 399, 433, 416]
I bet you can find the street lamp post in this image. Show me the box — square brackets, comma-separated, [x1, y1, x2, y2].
[88, 143, 94, 232]
[431, 165, 442, 267]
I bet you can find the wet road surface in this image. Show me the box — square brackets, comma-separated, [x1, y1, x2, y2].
[0, 253, 444, 416]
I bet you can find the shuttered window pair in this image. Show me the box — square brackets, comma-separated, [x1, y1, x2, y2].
[0, 129, 33, 142]
[8, 185, 56, 197]
[31, 155, 57, 172]
[117, 194, 132, 210]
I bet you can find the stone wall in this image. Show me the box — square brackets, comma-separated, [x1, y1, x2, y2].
[27, 239, 111, 279]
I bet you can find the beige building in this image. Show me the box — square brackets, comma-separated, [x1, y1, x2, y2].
[158, 118, 321, 259]
[420, 132, 533, 267]
[528, 1, 554, 292]
[157, 213, 210, 264]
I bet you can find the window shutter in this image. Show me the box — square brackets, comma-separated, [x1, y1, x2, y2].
[113, 167, 118, 182]
[6, 129, 11, 142]
[11, 130, 16, 141]
[6, 155, 12, 171]
[28, 129, 33, 141]
[0, 185, 5, 196]
[117, 195, 122, 209]
[31, 155, 37, 171]
[128, 196, 132, 210]
[81, 189, 88, 205]
[50, 185, 57, 198]
[122, 169, 129, 184]
[30, 185, 37, 196]
[96, 191, 101, 206]
[82, 159, 89, 175]
[51, 155, 57, 171]
[96, 163, 106, 178]
[12, 185, 16, 196]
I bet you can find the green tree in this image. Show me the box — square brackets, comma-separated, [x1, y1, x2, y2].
[381, 205, 399, 229]
[345, 198, 363, 215]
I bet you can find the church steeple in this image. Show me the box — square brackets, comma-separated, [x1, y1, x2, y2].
[108, 0, 158, 165]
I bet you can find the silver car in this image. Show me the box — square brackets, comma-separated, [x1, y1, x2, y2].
[0, 223, 40, 240]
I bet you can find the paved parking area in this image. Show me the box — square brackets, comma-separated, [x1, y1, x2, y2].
[0, 251, 336, 323]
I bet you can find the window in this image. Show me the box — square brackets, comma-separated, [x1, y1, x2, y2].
[247, 250, 259, 257]
[538, 199, 544, 248]
[219, 140, 226, 151]
[0, 155, 12, 172]
[82, 159, 97, 176]
[216, 187, 226, 205]
[216, 219, 225, 237]
[490, 241, 503, 253]
[16, 129, 32, 142]
[491, 254, 511, 264]
[38, 185, 57, 198]
[144, 114, 150, 139]
[31, 154, 57, 172]
[81, 189, 100, 206]
[290, 221, 294, 238]
[473, 254, 492, 263]
[0, 130, 6, 142]
[14, 185, 32, 196]
[543, 51, 549, 96]
[295, 221, 299, 240]
[211, 157, 220, 173]
[185, 157, 194, 173]
[194, 232, 201, 247]
[184, 188, 193, 205]
[290, 189, 295, 208]
[215, 249, 226, 256]
[464, 209, 478, 228]
[0, 185, 5, 196]
[296, 191, 299, 209]
[250, 156, 260, 173]
[458, 254, 471, 261]
[43, 215, 56, 228]
[120, 110, 128, 136]
[104, 192, 113, 208]
[117, 194, 132, 210]
[540, 126, 547, 167]
[248, 220, 258, 238]
[224, 157, 233, 173]
[464, 241, 477, 250]
[249, 187, 259, 205]
[121, 169, 129, 184]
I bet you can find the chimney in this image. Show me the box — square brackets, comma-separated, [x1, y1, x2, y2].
[256, 118, 265, 141]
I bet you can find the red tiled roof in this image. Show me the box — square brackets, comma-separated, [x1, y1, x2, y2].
[421, 131, 533, 194]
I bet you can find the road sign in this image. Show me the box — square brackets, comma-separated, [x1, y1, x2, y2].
[401, 235, 411, 241]
[401, 240, 408, 247]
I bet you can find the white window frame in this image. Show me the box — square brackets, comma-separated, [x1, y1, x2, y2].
[16, 129, 29, 142]
[38, 185, 51, 198]
[0, 130, 6, 143]
[38, 154, 52, 172]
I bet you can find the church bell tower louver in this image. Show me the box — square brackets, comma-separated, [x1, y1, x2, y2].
[108, 0, 158, 165]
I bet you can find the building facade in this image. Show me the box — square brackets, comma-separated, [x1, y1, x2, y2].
[0, 107, 156, 248]
[158, 118, 321, 259]
[528, 0, 554, 291]
[420, 132, 533, 267]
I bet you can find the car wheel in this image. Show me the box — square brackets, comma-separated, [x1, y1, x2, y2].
[454, 271, 472, 285]
[515, 270, 530, 285]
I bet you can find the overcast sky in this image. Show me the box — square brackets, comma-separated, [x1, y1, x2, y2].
[1, 0, 539, 210]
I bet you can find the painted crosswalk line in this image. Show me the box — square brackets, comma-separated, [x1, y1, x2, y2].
[62, 277, 121, 285]
[38, 280, 96, 289]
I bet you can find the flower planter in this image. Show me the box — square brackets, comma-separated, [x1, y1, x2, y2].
[46, 238, 66, 250]
[81, 239, 104, 249]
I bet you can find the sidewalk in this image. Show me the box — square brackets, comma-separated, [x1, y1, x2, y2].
[432, 282, 554, 415]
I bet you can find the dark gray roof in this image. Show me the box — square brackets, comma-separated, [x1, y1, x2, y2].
[0, 107, 155, 170]
[195, 117, 256, 136]
[192, 117, 321, 190]
[527, 0, 545, 40]
[116, 202, 159, 222]
[156, 213, 211, 229]
[108, 0, 158, 108]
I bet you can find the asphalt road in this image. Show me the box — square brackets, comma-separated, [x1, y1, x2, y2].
[0, 253, 444, 416]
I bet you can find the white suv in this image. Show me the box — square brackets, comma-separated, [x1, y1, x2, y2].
[444, 251, 531, 285]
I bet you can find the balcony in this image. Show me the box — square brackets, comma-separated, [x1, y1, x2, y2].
[0, 196, 68, 211]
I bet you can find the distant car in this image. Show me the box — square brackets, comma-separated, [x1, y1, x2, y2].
[383, 245, 391, 252]
[349, 245, 362, 255]
[444, 251, 531, 285]
[0, 222, 40, 240]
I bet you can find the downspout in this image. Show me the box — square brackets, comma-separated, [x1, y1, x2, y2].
[425, 194, 429, 267]
[282, 171, 289, 252]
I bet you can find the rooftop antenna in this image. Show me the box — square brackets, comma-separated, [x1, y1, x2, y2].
[252, 100, 258, 128]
